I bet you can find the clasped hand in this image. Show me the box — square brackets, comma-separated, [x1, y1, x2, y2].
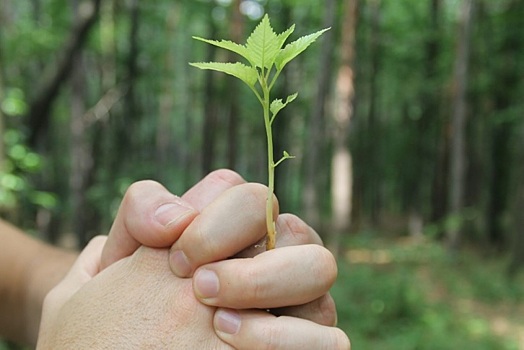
[37, 170, 350, 349]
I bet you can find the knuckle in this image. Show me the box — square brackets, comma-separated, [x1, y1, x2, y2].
[125, 180, 162, 199]
[122, 180, 164, 211]
[317, 294, 338, 327]
[277, 214, 322, 245]
[258, 323, 283, 350]
[207, 169, 245, 186]
[243, 264, 267, 304]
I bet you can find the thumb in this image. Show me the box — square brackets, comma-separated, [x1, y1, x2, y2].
[41, 236, 107, 319]
[38, 236, 106, 348]
[101, 180, 198, 270]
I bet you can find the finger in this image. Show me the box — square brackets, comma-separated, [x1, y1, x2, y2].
[182, 169, 246, 212]
[169, 183, 278, 277]
[235, 213, 323, 258]
[101, 180, 198, 270]
[101, 170, 244, 270]
[271, 293, 338, 327]
[213, 309, 351, 350]
[192, 244, 337, 309]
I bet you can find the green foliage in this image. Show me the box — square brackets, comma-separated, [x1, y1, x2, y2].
[333, 238, 522, 350]
[0, 112, 56, 211]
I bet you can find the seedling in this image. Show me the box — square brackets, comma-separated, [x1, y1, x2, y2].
[191, 14, 328, 250]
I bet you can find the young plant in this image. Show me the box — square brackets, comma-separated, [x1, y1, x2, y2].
[191, 15, 328, 250]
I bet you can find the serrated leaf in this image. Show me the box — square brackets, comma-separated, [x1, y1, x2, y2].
[275, 28, 330, 71]
[270, 92, 298, 122]
[270, 99, 284, 116]
[246, 14, 280, 69]
[189, 62, 258, 87]
[276, 24, 295, 50]
[285, 92, 298, 104]
[192, 37, 254, 65]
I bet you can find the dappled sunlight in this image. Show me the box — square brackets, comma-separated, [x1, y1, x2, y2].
[334, 237, 524, 349]
[346, 248, 392, 265]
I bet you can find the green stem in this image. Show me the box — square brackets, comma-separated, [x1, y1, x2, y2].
[261, 77, 276, 250]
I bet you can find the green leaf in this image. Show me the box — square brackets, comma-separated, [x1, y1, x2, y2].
[192, 37, 253, 65]
[246, 14, 280, 69]
[275, 28, 330, 71]
[189, 62, 258, 87]
[283, 150, 295, 159]
[274, 150, 296, 167]
[270, 93, 298, 122]
[276, 24, 295, 50]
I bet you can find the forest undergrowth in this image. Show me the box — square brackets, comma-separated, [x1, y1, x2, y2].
[332, 234, 524, 350]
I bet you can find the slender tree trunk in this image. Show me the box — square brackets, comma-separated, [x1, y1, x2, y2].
[27, 0, 101, 147]
[329, 0, 358, 256]
[485, 0, 523, 251]
[430, 1, 449, 226]
[69, 0, 93, 248]
[366, 0, 381, 225]
[226, 0, 244, 170]
[509, 124, 524, 275]
[157, 5, 179, 181]
[201, 9, 219, 176]
[409, 0, 441, 235]
[509, 184, 524, 276]
[0, 16, 5, 174]
[122, 0, 140, 160]
[99, 0, 116, 90]
[447, 0, 474, 251]
[302, 0, 336, 228]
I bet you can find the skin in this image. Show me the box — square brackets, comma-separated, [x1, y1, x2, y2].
[3, 170, 351, 349]
[0, 219, 76, 345]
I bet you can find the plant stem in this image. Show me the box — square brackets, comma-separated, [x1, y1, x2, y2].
[262, 78, 276, 250]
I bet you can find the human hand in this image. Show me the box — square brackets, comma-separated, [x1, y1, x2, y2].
[168, 180, 350, 348]
[37, 236, 231, 348]
[102, 169, 349, 348]
[38, 170, 350, 349]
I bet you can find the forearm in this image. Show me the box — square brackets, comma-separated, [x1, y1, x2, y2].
[0, 219, 77, 346]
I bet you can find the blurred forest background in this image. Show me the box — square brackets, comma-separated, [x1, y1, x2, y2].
[1, 0, 524, 348]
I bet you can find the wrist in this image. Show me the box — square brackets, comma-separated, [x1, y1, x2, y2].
[23, 242, 77, 345]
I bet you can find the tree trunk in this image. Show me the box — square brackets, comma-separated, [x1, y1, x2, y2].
[226, 0, 244, 170]
[201, 10, 219, 177]
[508, 124, 524, 276]
[366, 0, 382, 225]
[329, 0, 358, 257]
[27, 0, 101, 147]
[447, 0, 474, 251]
[485, 0, 523, 251]
[69, 0, 94, 248]
[410, 0, 441, 234]
[99, 0, 116, 90]
[0, 17, 5, 173]
[302, 0, 336, 229]
[126, 0, 140, 123]
[157, 4, 179, 182]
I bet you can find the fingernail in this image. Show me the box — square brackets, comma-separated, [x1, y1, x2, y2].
[154, 200, 194, 228]
[194, 269, 219, 299]
[215, 309, 241, 335]
[169, 250, 192, 277]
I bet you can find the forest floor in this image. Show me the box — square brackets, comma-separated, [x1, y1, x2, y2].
[332, 235, 524, 350]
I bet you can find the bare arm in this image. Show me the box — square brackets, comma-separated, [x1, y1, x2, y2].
[0, 219, 77, 346]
